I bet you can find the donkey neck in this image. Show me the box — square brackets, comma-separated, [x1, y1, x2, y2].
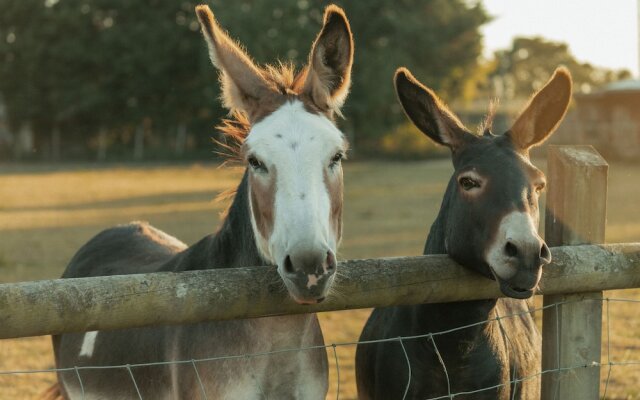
[164, 171, 267, 272]
[419, 180, 498, 326]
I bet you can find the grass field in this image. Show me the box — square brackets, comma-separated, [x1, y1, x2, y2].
[0, 159, 639, 399]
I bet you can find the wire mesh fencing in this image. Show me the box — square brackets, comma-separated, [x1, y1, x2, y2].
[1, 295, 639, 399]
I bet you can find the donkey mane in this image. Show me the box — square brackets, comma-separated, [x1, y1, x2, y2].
[261, 62, 344, 120]
[213, 62, 311, 161]
[211, 113, 250, 218]
[215, 111, 251, 162]
[478, 99, 499, 136]
[263, 62, 308, 95]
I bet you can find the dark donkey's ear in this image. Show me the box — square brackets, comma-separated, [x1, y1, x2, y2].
[301, 5, 354, 117]
[508, 67, 572, 150]
[196, 5, 276, 118]
[394, 68, 473, 151]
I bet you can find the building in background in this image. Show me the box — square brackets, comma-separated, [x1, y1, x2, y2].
[554, 80, 640, 160]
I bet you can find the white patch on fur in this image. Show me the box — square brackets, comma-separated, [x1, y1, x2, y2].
[79, 331, 98, 357]
[485, 211, 539, 280]
[245, 101, 345, 274]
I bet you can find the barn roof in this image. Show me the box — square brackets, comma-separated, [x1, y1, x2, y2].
[601, 79, 640, 93]
[575, 79, 640, 101]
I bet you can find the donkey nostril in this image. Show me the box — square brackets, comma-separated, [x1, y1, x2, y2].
[540, 243, 552, 263]
[505, 242, 518, 258]
[326, 251, 336, 272]
[284, 255, 295, 274]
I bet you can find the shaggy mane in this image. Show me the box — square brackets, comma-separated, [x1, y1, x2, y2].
[214, 62, 307, 162]
[478, 98, 499, 136]
[263, 62, 307, 95]
[214, 112, 251, 164]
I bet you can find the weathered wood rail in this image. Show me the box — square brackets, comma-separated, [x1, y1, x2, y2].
[0, 242, 638, 339]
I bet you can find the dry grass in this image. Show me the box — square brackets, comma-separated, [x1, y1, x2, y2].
[0, 159, 638, 399]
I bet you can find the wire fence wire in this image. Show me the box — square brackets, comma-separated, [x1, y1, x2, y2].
[1, 297, 639, 400]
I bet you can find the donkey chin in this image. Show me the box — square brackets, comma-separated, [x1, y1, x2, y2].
[484, 214, 552, 299]
[490, 264, 544, 300]
[282, 273, 336, 305]
[484, 238, 550, 299]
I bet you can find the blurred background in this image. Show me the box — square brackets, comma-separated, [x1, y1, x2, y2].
[1, 0, 639, 398]
[1, 0, 638, 162]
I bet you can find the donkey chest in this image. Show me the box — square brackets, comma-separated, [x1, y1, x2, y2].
[374, 304, 511, 398]
[218, 354, 327, 400]
[170, 315, 328, 399]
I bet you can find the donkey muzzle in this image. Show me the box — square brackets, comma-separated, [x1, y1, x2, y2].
[495, 239, 550, 299]
[281, 250, 337, 304]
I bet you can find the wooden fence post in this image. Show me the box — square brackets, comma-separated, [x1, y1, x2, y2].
[541, 145, 608, 399]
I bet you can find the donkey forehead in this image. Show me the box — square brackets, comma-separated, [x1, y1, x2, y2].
[456, 138, 545, 184]
[245, 100, 346, 157]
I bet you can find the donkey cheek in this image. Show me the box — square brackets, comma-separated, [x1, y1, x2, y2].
[249, 174, 276, 240]
[332, 203, 343, 243]
[324, 170, 344, 242]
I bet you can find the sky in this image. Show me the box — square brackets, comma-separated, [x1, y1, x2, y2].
[481, 0, 639, 77]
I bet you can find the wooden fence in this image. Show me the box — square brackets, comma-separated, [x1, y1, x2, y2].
[0, 145, 638, 399]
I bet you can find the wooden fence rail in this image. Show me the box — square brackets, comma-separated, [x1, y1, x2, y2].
[1, 242, 639, 339]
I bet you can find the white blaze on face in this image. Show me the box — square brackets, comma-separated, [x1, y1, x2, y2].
[245, 101, 346, 270]
[485, 211, 540, 280]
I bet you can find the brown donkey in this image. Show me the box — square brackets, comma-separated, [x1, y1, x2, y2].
[356, 67, 572, 399]
[52, 4, 354, 399]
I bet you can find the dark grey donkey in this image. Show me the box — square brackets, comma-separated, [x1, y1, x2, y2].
[356, 67, 572, 399]
[52, 4, 354, 399]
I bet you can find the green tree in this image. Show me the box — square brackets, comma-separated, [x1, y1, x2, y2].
[0, 0, 212, 160]
[342, 0, 490, 149]
[0, 0, 489, 159]
[492, 37, 632, 99]
[0, 2, 57, 158]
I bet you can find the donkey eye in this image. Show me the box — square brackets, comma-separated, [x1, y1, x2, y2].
[248, 156, 267, 172]
[459, 177, 480, 191]
[329, 152, 343, 167]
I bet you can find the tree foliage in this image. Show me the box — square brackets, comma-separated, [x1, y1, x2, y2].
[0, 0, 489, 159]
[492, 37, 632, 99]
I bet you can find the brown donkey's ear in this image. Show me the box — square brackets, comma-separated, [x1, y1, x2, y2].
[394, 68, 473, 150]
[508, 67, 572, 151]
[196, 5, 275, 118]
[301, 5, 354, 117]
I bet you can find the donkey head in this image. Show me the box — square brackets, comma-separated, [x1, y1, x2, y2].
[196, 5, 353, 304]
[394, 67, 572, 299]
